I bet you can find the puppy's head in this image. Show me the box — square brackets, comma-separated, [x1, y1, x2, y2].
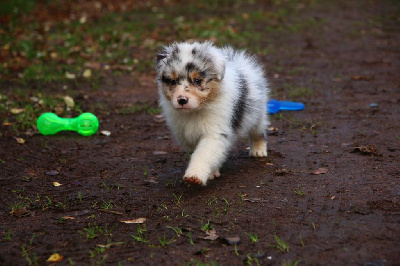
[156, 41, 225, 110]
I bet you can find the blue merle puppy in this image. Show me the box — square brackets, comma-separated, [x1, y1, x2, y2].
[156, 41, 270, 186]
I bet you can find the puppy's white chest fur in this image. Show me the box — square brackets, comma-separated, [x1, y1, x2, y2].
[156, 41, 270, 186]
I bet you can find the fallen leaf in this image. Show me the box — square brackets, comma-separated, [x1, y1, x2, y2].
[202, 228, 219, 241]
[265, 162, 274, 166]
[65, 72, 76, 79]
[61, 216, 75, 220]
[53, 182, 62, 187]
[10, 207, 29, 217]
[330, 196, 336, 200]
[120, 218, 147, 224]
[352, 145, 378, 156]
[2, 121, 12, 126]
[311, 168, 328, 175]
[10, 108, 25, 114]
[50, 52, 58, 59]
[14, 137, 25, 144]
[101, 130, 111, 136]
[46, 170, 59, 176]
[83, 69, 92, 78]
[47, 253, 63, 262]
[63, 96, 75, 108]
[274, 168, 289, 176]
[85, 62, 102, 69]
[222, 236, 241, 245]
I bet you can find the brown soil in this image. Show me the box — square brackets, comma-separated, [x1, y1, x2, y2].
[1, 0, 399, 265]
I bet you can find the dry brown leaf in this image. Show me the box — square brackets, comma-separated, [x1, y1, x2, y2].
[47, 253, 63, 262]
[312, 168, 328, 175]
[120, 218, 147, 224]
[85, 61, 102, 70]
[61, 216, 75, 220]
[352, 145, 378, 156]
[203, 228, 219, 241]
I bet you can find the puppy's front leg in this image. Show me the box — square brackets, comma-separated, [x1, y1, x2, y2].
[183, 135, 230, 186]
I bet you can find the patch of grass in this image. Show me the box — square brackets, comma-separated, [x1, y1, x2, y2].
[131, 224, 149, 244]
[166, 225, 182, 237]
[286, 84, 314, 98]
[158, 233, 175, 247]
[247, 232, 259, 243]
[272, 235, 290, 252]
[294, 187, 304, 196]
[172, 193, 183, 206]
[282, 259, 300, 266]
[200, 219, 213, 232]
[188, 232, 194, 245]
[79, 224, 97, 239]
[4, 229, 12, 241]
[21, 245, 39, 266]
[100, 200, 113, 210]
[79, 223, 114, 240]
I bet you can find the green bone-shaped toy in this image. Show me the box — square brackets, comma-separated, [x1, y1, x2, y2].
[37, 112, 99, 136]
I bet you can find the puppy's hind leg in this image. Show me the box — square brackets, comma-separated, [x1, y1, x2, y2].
[249, 122, 267, 157]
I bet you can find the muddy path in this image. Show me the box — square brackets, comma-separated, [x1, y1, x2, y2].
[0, 0, 399, 265]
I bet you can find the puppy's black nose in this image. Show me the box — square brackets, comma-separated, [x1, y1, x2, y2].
[177, 96, 189, 106]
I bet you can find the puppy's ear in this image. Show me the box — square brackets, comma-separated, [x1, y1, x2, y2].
[213, 59, 226, 81]
[156, 53, 167, 63]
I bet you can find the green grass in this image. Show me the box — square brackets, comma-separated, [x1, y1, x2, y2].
[131, 224, 149, 244]
[4, 229, 12, 241]
[200, 219, 213, 232]
[272, 235, 290, 252]
[247, 232, 259, 243]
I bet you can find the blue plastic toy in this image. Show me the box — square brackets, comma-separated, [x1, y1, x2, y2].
[267, 99, 305, 114]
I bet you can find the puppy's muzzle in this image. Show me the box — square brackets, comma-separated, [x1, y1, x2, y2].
[177, 95, 189, 106]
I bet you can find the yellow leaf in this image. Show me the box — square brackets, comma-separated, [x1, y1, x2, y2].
[53, 182, 62, 187]
[65, 72, 76, 79]
[63, 96, 75, 108]
[83, 69, 92, 78]
[14, 137, 25, 144]
[47, 253, 63, 262]
[10, 108, 25, 114]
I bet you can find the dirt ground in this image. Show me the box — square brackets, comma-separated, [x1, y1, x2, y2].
[1, 0, 399, 265]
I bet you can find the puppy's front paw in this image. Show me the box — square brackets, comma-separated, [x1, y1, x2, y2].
[183, 176, 204, 186]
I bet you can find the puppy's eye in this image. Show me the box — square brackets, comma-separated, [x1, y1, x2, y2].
[170, 79, 177, 86]
[193, 78, 202, 86]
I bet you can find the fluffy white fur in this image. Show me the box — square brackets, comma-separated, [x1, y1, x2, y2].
[156, 41, 270, 186]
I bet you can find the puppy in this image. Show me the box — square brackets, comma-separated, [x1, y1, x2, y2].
[156, 41, 269, 186]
